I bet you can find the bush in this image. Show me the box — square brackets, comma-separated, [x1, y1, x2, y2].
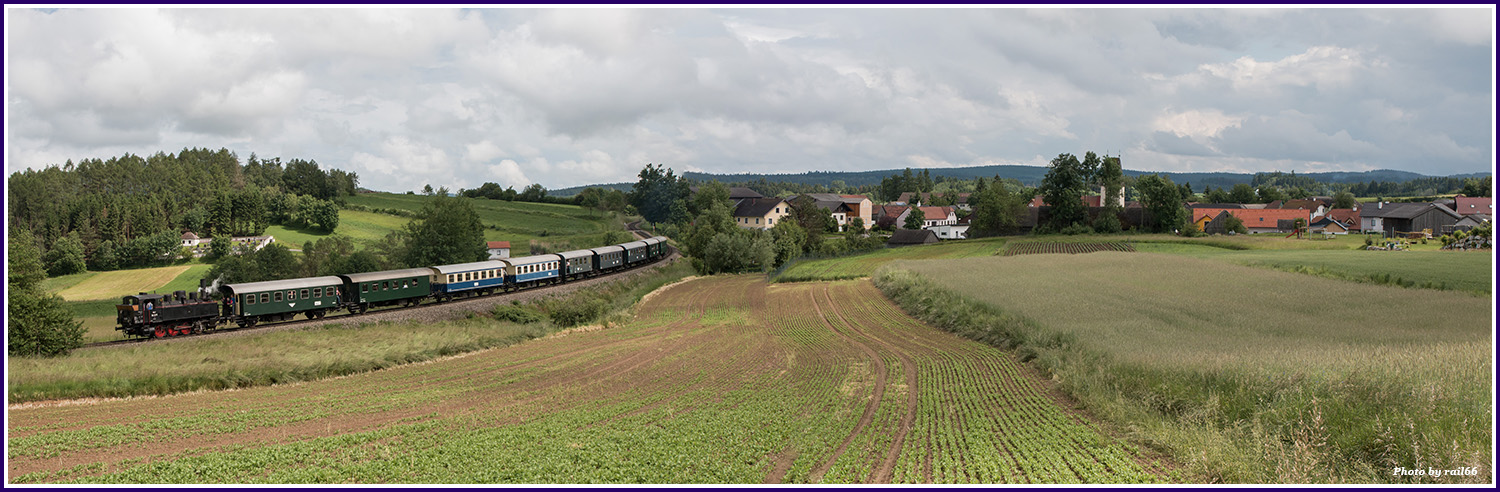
[491, 304, 545, 324]
[1091, 212, 1122, 234]
[546, 297, 610, 327]
[1058, 223, 1094, 236]
[7, 288, 85, 357]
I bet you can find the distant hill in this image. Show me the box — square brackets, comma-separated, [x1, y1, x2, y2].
[548, 182, 634, 197]
[680, 166, 1477, 190]
[547, 166, 1487, 197]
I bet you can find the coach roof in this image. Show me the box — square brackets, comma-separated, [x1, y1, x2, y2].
[222, 276, 343, 294]
[340, 268, 435, 284]
[431, 260, 508, 274]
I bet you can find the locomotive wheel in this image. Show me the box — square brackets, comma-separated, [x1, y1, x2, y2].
[154, 326, 167, 338]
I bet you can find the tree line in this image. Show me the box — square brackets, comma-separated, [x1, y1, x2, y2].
[7, 148, 356, 276]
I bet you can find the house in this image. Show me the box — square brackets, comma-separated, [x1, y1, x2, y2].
[733, 197, 789, 230]
[1280, 199, 1327, 217]
[1191, 208, 1311, 233]
[1360, 202, 1463, 236]
[887, 229, 939, 247]
[917, 206, 957, 228]
[180, 231, 209, 248]
[1192, 213, 1215, 232]
[486, 241, 511, 260]
[791, 194, 873, 231]
[928, 224, 969, 240]
[1323, 208, 1361, 233]
[1306, 216, 1350, 235]
[875, 205, 911, 229]
[1453, 195, 1493, 216]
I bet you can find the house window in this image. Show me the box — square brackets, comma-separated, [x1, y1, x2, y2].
[768, 218, 774, 225]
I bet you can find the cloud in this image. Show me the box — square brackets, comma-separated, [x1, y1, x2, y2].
[5, 8, 1492, 192]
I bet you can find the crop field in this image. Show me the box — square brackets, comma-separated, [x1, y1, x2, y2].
[775, 238, 1005, 282]
[881, 253, 1492, 483]
[8, 276, 1166, 484]
[1002, 242, 1135, 256]
[53, 266, 192, 302]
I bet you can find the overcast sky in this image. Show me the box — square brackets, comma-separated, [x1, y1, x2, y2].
[5, 7, 1494, 192]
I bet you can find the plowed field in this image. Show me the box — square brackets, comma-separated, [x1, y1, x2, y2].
[8, 276, 1164, 484]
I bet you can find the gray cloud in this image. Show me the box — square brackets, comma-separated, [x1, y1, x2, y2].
[5, 7, 1493, 193]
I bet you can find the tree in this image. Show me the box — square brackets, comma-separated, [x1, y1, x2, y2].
[423, 184, 435, 196]
[1098, 156, 1124, 206]
[575, 187, 603, 216]
[904, 206, 927, 230]
[300, 235, 357, 277]
[1222, 213, 1248, 234]
[207, 236, 232, 261]
[690, 181, 733, 217]
[630, 163, 690, 224]
[7, 227, 83, 357]
[254, 243, 300, 281]
[90, 239, 120, 271]
[1257, 186, 1286, 203]
[43, 233, 87, 277]
[519, 183, 548, 202]
[1039, 153, 1089, 230]
[968, 185, 1027, 237]
[1332, 191, 1357, 209]
[309, 198, 340, 232]
[335, 251, 385, 275]
[1135, 174, 1188, 233]
[401, 193, 487, 268]
[1229, 183, 1257, 204]
[770, 219, 807, 267]
[1204, 187, 1231, 204]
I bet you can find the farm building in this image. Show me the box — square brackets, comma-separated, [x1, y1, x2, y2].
[732, 197, 790, 230]
[887, 229, 939, 247]
[875, 205, 911, 229]
[1361, 202, 1463, 236]
[486, 241, 511, 260]
[1324, 208, 1361, 233]
[1452, 214, 1491, 231]
[1191, 208, 1310, 233]
[928, 224, 968, 239]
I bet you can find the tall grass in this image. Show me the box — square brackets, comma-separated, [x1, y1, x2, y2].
[873, 254, 1492, 483]
[8, 260, 694, 403]
[1131, 243, 1492, 295]
[773, 237, 1005, 282]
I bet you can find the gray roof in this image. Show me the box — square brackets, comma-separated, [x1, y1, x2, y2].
[1361, 202, 1461, 220]
[651, 235, 668, 242]
[503, 254, 561, 266]
[887, 229, 939, 245]
[590, 245, 625, 254]
[558, 250, 593, 260]
[1189, 203, 1247, 209]
[431, 260, 509, 274]
[621, 240, 648, 250]
[341, 268, 436, 283]
[733, 197, 785, 218]
[222, 276, 343, 294]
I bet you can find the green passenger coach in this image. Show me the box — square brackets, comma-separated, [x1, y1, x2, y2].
[221, 276, 344, 326]
[339, 268, 433, 312]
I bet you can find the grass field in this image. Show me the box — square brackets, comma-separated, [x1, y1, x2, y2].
[877, 253, 1492, 483]
[52, 266, 192, 302]
[7, 275, 1169, 484]
[343, 192, 625, 255]
[774, 237, 1006, 282]
[1132, 243, 1492, 294]
[264, 210, 413, 250]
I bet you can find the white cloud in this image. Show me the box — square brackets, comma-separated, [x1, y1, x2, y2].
[1199, 46, 1374, 93]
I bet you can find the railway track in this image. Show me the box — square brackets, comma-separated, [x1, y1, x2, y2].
[83, 236, 677, 350]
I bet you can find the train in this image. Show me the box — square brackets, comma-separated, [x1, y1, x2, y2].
[115, 236, 671, 338]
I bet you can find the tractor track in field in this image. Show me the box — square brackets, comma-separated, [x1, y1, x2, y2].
[80, 247, 678, 350]
[805, 287, 888, 484]
[820, 285, 919, 484]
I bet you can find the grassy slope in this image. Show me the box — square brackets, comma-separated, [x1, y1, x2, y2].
[1132, 243, 1492, 294]
[877, 253, 1492, 483]
[774, 237, 1007, 282]
[53, 266, 191, 302]
[345, 192, 621, 255]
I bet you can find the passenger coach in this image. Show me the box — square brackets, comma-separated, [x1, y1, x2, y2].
[221, 276, 344, 326]
[340, 268, 431, 312]
[431, 260, 507, 301]
[503, 254, 561, 288]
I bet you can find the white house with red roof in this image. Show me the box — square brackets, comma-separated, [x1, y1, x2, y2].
[487, 241, 511, 259]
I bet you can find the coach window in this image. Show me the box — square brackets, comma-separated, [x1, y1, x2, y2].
[362, 284, 369, 293]
[301, 289, 309, 299]
[275, 292, 283, 302]
[246, 295, 255, 305]
[261, 293, 270, 303]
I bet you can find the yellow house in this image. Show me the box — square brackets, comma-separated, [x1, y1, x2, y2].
[1193, 213, 1215, 231]
[733, 197, 790, 230]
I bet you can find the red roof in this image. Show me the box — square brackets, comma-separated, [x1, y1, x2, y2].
[1030, 196, 1046, 207]
[1455, 196, 1492, 215]
[917, 206, 953, 220]
[1195, 208, 1311, 228]
[839, 194, 869, 200]
[487, 241, 511, 249]
[1324, 208, 1360, 229]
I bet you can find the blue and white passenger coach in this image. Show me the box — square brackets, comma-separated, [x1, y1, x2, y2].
[431, 260, 507, 300]
[503, 254, 562, 288]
